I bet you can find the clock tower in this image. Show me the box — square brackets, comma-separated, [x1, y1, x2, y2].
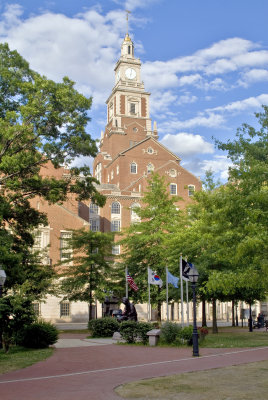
[97, 33, 158, 168]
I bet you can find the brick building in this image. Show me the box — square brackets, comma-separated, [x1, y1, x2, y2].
[32, 33, 265, 323]
[92, 33, 201, 243]
[37, 34, 265, 324]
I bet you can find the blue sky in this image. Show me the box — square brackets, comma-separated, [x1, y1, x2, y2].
[1, 0, 268, 181]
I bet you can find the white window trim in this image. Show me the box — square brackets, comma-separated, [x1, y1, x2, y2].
[111, 201, 121, 215]
[111, 220, 121, 232]
[170, 183, 177, 195]
[112, 245, 120, 255]
[188, 185, 195, 196]
[130, 162, 137, 174]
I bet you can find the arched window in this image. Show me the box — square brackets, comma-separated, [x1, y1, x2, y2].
[111, 202, 121, 214]
[147, 163, 154, 174]
[130, 162, 137, 174]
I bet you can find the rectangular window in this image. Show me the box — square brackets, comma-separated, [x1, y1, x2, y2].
[170, 184, 177, 195]
[112, 245, 120, 255]
[33, 302, 40, 316]
[90, 219, 99, 232]
[130, 103, 135, 114]
[60, 302, 70, 317]
[60, 232, 72, 262]
[130, 163, 137, 174]
[188, 185, 195, 196]
[111, 220, 121, 232]
[89, 203, 99, 216]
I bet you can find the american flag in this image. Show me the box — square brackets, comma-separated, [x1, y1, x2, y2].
[127, 274, 138, 291]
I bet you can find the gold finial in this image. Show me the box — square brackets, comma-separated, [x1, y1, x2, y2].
[126, 9, 131, 35]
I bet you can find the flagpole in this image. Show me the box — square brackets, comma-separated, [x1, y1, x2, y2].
[180, 254, 184, 327]
[166, 267, 169, 321]
[186, 280, 189, 326]
[148, 266, 150, 322]
[185, 257, 189, 326]
[125, 267, 128, 298]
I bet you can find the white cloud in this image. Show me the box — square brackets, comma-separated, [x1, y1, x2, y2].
[159, 113, 225, 132]
[150, 91, 178, 113]
[142, 37, 268, 92]
[239, 69, 268, 87]
[208, 94, 268, 114]
[0, 4, 126, 105]
[200, 156, 233, 180]
[177, 93, 198, 105]
[161, 133, 214, 157]
[123, 0, 161, 11]
[182, 155, 232, 181]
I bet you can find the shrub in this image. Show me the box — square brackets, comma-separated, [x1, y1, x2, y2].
[20, 322, 58, 348]
[119, 321, 154, 344]
[119, 321, 139, 343]
[160, 322, 181, 344]
[177, 325, 193, 345]
[136, 322, 154, 345]
[88, 317, 119, 337]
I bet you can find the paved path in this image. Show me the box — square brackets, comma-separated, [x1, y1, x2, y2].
[0, 336, 268, 400]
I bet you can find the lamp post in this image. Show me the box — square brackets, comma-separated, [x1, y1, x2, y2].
[188, 266, 199, 357]
[0, 269, 6, 350]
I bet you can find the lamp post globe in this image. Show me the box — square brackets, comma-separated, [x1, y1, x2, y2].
[188, 266, 199, 357]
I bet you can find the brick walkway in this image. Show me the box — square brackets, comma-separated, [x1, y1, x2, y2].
[0, 337, 268, 400]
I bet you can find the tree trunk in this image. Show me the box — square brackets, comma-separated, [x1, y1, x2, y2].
[235, 302, 239, 326]
[89, 290, 93, 321]
[212, 298, 218, 333]
[202, 300, 207, 327]
[232, 300, 235, 327]
[248, 303, 253, 332]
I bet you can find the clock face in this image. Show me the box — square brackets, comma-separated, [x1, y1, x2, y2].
[125, 68, 136, 80]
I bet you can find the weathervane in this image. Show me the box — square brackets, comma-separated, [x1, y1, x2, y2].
[126, 10, 131, 34]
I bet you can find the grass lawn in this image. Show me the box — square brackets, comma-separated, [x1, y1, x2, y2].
[0, 346, 54, 374]
[115, 327, 268, 399]
[58, 329, 91, 334]
[200, 326, 268, 348]
[115, 360, 268, 399]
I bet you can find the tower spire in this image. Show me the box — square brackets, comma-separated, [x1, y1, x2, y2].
[125, 10, 131, 35]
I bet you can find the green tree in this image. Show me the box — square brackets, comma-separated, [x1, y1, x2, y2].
[0, 295, 36, 352]
[0, 43, 105, 295]
[216, 106, 268, 277]
[170, 171, 233, 332]
[120, 173, 183, 321]
[204, 268, 266, 332]
[59, 229, 115, 321]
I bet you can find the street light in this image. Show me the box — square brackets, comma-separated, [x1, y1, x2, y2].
[0, 269, 6, 350]
[188, 266, 199, 357]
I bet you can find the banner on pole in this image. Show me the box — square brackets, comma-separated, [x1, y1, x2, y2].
[167, 269, 179, 288]
[148, 268, 163, 288]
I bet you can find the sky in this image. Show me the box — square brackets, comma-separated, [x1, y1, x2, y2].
[1, 0, 268, 182]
